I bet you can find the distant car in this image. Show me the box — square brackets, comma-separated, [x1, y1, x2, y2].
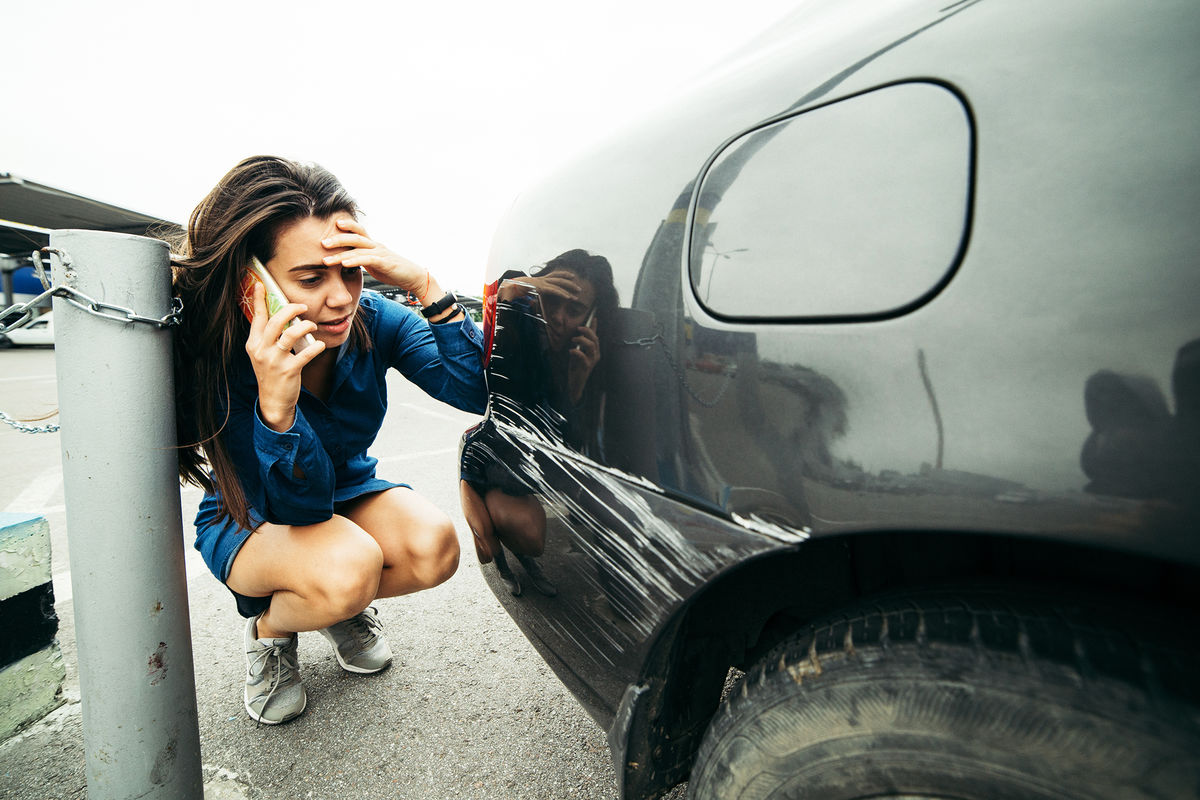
[2, 312, 54, 347]
[363, 274, 485, 321]
[459, 2, 1200, 799]
[361, 274, 413, 303]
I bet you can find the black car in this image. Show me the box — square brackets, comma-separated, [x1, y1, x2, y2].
[458, 2, 1200, 798]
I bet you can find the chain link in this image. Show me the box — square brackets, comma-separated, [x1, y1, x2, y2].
[0, 289, 49, 332]
[0, 248, 183, 334]
[0, 411, 60, 434]
[621, 328, 734, 409]
[56, 292, 184, 329]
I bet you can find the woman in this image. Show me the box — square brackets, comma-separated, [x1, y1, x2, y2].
[459, 249, 617, 596]
[173, 156, 486, 724]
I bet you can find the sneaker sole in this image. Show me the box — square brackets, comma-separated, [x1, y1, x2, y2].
[244, 689, 307, 725]
[318, 629, 393, 674]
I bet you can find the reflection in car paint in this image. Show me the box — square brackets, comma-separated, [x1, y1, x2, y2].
[461, 260, 812, 653]
[464, 397, 808, 645]
[1081, 338, 1200, 502]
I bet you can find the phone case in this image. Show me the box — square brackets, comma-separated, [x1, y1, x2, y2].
[239, 256, 318, 348]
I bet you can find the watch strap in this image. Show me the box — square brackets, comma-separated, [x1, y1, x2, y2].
[420, 291, 457, 319]
[430, 303, 465, 324]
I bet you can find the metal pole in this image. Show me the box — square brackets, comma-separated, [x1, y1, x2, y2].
[50, 229, 202, 799]
[1, 257, 15, 309]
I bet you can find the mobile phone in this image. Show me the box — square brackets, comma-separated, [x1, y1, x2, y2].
[573, 306, 597, 351]
[238, 256, 318, 349]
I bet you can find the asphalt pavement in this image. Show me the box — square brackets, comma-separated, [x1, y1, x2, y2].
[0, 346, 646, 799]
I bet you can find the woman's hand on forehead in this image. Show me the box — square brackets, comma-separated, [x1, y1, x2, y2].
[534, 272, 586, 300]
[319, 218, 426, 294]
[499, 271, 586, 304]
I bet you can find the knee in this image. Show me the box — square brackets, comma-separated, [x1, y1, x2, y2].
[406, 513, 460, 589]
[460, 481, 494, 541]
[504, 526, 545, 557]
[315, 538, 384, 618]
[492, 498, 546, 556]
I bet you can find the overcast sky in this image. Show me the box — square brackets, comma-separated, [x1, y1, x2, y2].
[2, 0, 798, 293]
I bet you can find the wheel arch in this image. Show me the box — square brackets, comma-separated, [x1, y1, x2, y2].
[616, 528, 1200, 800]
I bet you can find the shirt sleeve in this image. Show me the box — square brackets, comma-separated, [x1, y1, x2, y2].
[220, 376, 337, 526]
[250, 401, 337, 524]
[370, 293, 488, 414]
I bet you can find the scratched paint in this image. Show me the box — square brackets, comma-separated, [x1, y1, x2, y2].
[460, 289, 809, 716]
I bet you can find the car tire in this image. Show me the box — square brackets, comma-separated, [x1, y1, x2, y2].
[689, 587, 1200, 800]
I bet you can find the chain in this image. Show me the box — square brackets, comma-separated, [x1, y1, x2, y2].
[622, 328, 734, 409]
[2, 248, 180, 435]
[0, 248, 183, 334]
[0, 411, 59, 434]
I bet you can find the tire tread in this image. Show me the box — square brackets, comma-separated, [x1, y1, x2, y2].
[690, 586, 1200, 800]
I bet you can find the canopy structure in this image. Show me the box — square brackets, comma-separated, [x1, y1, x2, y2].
[1, 172, 180, 255]
[0, 173, 181, 308]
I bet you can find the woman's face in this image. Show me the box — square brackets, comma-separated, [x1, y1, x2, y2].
[542, 271, 597, 351]
[264, 214, 363, 348]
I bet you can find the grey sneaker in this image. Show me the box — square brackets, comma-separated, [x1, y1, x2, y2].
[494, 548, 523, 596]
[516, 554, 558, 597]
[243, 614, 306, 725]
[319, 606, 393, 674]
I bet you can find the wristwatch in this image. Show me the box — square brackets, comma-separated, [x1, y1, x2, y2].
[420, 290, 457, 319]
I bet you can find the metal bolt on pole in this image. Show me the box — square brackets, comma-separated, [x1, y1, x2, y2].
[50, 229, 203, 799]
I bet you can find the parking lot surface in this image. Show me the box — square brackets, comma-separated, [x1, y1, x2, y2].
[0, 347, 649, 799]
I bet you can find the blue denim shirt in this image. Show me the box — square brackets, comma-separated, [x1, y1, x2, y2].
[197, 290, 486, 546]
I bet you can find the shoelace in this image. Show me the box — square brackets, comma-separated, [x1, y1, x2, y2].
[246, 639, 298, 726]
[344, 607, 385, 649]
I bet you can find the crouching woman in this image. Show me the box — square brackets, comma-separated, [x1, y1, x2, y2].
[172, 156, 486, 724]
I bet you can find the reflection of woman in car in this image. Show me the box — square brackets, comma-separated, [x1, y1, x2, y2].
[460, 249, 618, 595]
[172, 156, 486, 724]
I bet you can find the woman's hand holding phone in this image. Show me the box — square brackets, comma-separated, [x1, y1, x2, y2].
[244, 282, 324, 432]
[568, 310, 600, 405]
[239, 256, 318, 350]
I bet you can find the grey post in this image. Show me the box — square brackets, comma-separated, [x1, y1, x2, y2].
[1, 255, 15, 308]
[51, 230, 203, 799]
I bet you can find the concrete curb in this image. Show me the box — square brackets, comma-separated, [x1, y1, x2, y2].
[0, 512, 65, 740]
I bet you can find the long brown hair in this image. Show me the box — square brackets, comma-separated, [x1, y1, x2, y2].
[172, 155, 370, 528]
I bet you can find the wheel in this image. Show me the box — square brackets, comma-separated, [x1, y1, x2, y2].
[689, 587, 1200, 800]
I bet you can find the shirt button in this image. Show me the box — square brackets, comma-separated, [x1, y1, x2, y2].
[284, 441, 293, 451]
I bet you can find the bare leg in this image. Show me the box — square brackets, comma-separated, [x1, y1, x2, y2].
[227, 487, 458, 639]
[484, 490, 547, 557]
[227, 515, 383, 639]
[460, 480, 548, 559]
[460, 479, 499, 563]
[339, 487, 459, 598]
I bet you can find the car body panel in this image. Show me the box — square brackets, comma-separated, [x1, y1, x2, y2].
[462, 0, 1200, 795]
[689, 80, 974, 321]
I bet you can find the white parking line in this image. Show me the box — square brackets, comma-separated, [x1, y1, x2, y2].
[0, 373, 56, 383]
[396, 402, 467, 423]
[4, 465, 63, 514]
[376, 447, 455, 465]
[52, 570, 72, 606]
